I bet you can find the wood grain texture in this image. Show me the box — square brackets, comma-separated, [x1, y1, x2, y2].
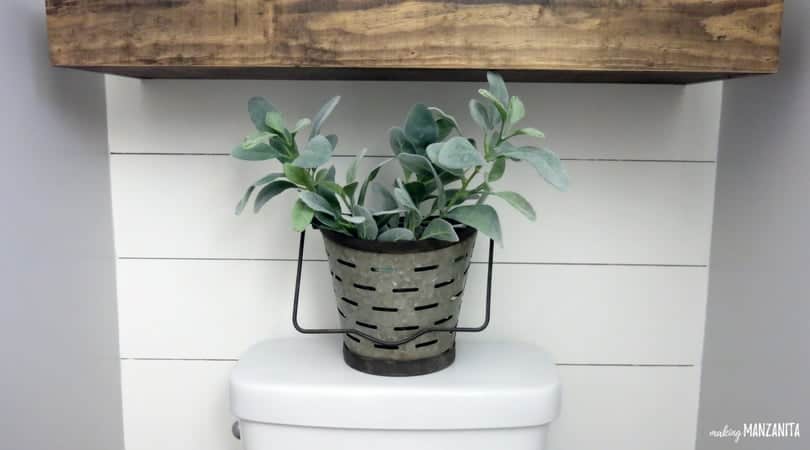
[46, 0, 784, 83]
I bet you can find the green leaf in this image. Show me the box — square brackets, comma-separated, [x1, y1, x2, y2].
[283, 164, 314, 189]
[446, 204, 503, 245]
[436, 119, 454, 141]
[352, 205, 378, 240]
[343, 181, 359, 203]
[397, 153, 445, 209]
[469, 99, 493, 131]
[357, 158, 392, 205]
[496, 146, 569, 191]
[235, 185, 255, 215]
[393, 185, 418, 212]
[508, 96, 525, 127]
[310, 96, 341, 139]
[389, 127, 417, 155]
[487, 72, 510, 107]
[346, 148, 367, 184]
[316, 184, 342, 210]
[253, 180, 297, 213]
[298, 191, 338, 218]
[231, 142, 282, 161]
[404, 104, 439, 148]
[491, 191, 536, 221]
[438, 136, 485, 170]
[344, 215, 367, 224]
[511, 127, 545, 139]
[378, 227, 415, 241]
[265, 111, 285, 132]
[397, 153, 434, 180]
[488, 158, 506, 182]
[403, 181, 428, 204]
[292, 118, 311, 133]
[291, 199, 315, 232]
[235, 173, 285, 214]
[248, 97, 278, 131]
[420, 218, 459, 242]
[326, 134, 338, 150]
[429, 106, 461, 137]
[314, 211, 339, 229]
[325, 165, 336, 182]
[318, 181, 344, 197]
[292, 135, 333, 168]
[478, 89, 508, 121]
[372, 183, 398, 210]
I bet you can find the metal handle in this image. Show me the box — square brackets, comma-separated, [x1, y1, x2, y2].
[291, 231, 494, 346]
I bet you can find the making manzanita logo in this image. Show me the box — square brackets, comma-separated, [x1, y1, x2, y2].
[709, 422, 801, 443]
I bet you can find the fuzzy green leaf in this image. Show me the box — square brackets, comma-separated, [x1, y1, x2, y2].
[264, 111, 285, 132]
[292, 135, 333, 169]
[357, 158, 392, 205]
[346, 148, 367, 185]
[420, 218, 459, 242]
[389, 127, 418, 155]
[372, 183, 398, 210]
[253, 180, 297, 213]
[235, 185, 256, 215]
[438, 136, 485, 170]
[512, 127, 545, 139]
[478, 89, 508, 121]
[393, 186, 418, 212]
[231, 142, 281, 161]
[508, 96, 525, 126]
[487, 72, 510, 107]
[469, 99, 493, 131]
[497, 146, 569, 191]
[404, 104, 438, 148]
[248, 97, 277, 131]
[343, 181, 359, 203]
[446, 204, 503, 245]
[299, 191, 338, 218]
[429, 106, 461, 136]
[310, 96, 341, 139]
[352, 205, 378, 239]
[291, 199, 314, 232]
[491, 191, 536, 221]
[378, 227, 415, 242]
[488, 158, 506, 182]
[326, 134, 338, 151]
[235, 173, 285, 214]
[283, 164, 314, 189]
[292, 118, 311, 133]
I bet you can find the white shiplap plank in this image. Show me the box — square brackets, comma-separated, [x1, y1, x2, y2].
[120, 360, 240, 450]
[549, 365, 700, 450]
[117, 259, 707, 365]
[120, 360, 699, 450]
[106, 76, 721, 161]
[110, 156, 715, 265]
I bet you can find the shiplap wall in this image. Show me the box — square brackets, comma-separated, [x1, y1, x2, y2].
[107, 76, 721, 450]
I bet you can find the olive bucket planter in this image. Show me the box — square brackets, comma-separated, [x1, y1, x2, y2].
[292, 227, 495, 377]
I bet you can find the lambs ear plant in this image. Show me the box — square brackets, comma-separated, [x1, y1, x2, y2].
[231, 73, 568, 246]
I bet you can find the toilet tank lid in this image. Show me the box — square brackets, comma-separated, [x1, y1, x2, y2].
[230, 337, 561, 430]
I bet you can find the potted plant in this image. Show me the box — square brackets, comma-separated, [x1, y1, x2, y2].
[231, 73, 568, 376]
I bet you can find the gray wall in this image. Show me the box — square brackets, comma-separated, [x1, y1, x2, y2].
[0, 2, 124, 450]
[697, 2, 809, 449]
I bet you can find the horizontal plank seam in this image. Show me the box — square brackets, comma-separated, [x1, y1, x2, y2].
[109, 152, 716, 163]
[119, 357, 694, 367]
[117, 256, 706, 268]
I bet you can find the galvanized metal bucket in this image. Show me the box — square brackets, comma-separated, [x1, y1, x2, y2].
[322, 227, 477, 376]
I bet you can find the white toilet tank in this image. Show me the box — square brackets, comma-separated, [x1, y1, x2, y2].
[230, 337, 561, 450]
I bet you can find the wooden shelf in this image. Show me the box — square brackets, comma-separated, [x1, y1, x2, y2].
[45, 0, 784, 84]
